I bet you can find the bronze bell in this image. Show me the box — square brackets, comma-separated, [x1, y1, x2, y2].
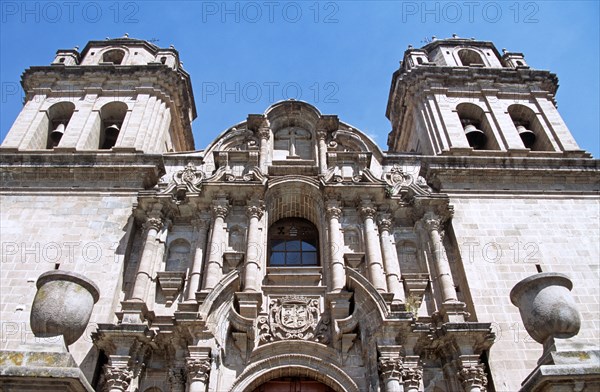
[49, 123, 65, 147]
[464, 123, 487, 149]
[105, 123, 120, 140]
[516, 125, 536, 148]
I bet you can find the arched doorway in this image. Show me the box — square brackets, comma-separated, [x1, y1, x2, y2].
[252, 377, 335, 392]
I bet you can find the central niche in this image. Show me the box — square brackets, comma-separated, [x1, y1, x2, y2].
[273, 127, 314, 161]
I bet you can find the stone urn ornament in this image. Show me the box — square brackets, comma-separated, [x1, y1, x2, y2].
[510, 272, 581, 354]
[31, 270, 100, 346]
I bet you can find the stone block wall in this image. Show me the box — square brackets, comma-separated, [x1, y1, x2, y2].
[0, 193, 136, 372]
[450, 195, 600, 391]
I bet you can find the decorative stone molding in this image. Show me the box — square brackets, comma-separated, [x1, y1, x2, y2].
[161, 162, 204, 203]
[257, 296, 328, 344]
[103, 365, 133, 392]
[229, 353, 359, 392]
[156, 271, 186, 304]
[458, 364, 488, 392]
[384, 163, 431, 198]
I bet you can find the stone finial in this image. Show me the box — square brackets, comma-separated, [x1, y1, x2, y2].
[510, 273, 581, 351]
[30, 270, 100, 346]
[123, 33, 129, 38]
[452, 33, 458, 38]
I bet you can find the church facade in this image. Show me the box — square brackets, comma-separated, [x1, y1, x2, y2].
[0, 36, 598, 392]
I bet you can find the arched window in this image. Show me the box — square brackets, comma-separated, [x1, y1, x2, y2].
[269, 218, 318, 266]
[102, 49, 125, 64]
[458, 49, 485, 67]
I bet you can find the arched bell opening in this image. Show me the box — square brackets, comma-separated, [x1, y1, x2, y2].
[458, 48, 485, 67]
[45, 102, 75, 148]
[99, 101, 128, 149]
[508, 104, 554, 151]
[456, 103, 499, 150]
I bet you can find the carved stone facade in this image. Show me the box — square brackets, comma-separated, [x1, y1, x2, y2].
[0, 36, 598, 392]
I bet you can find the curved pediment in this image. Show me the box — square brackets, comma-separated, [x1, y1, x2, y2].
[200, 101, 385, 182]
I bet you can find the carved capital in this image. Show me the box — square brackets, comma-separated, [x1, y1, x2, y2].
[212, 204, 229, 219]
[360, 206, 377, 220]
[326, 206, 342, 220]
[143, 216, 163, 233]
[458, 364, 488, 391]
[378, 357, 403, 379]
[258, 127, 271, 140]
[402, 366, 423, 390]
[316, 129, 328, 141]
[377, 214, 393, 232]
[103, 365, 133, 392]
[186, 357, 211, 383]
[246, 202, 265, 219]
[423, 212, 442, 232]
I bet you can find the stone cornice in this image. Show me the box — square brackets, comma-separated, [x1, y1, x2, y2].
[421, 154, 599, 193]
[0, 151, 165, 191]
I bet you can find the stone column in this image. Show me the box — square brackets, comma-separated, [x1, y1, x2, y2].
[378, 357, 403, 392]
[186, 212, 210, 301]
[378, 214, 405, 303]
[168, 367, 187, 392]
[326, 200, 346, 292]
[131, 207, 165, 302]
[186, 357, 211, 392]
[360, 203, 387, 292]
[258, 126, 270, 173]
[103, 356, 133, 392]
[203, 200, 229, 290]
[244, 200, 264, 292]
[317, 129, 328, 175]
[423, 212, 458, 303]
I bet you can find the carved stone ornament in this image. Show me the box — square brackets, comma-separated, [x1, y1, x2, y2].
[383, 164, 431, 197]
[402, 367, 423, 390]
[161, 162, 205, 203]
[458, 364, 488, 391]
[186, 357, 211, 383]
[103, 365, 133, 391]
[257, 296, 329, 344]
[378, 357, 403, 379]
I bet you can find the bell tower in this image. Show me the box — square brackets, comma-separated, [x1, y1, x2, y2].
[386, 36, 588, 157]
[1, 35, 196, 153]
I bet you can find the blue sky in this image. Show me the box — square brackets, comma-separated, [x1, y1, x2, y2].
[1, 1, 598, 156]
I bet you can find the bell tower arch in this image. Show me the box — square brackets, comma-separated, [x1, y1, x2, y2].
[1, 35, 196, 153]
[386, 36, 588, 157]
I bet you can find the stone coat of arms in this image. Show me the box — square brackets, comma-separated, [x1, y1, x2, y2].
[257, 296, 328, 343]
